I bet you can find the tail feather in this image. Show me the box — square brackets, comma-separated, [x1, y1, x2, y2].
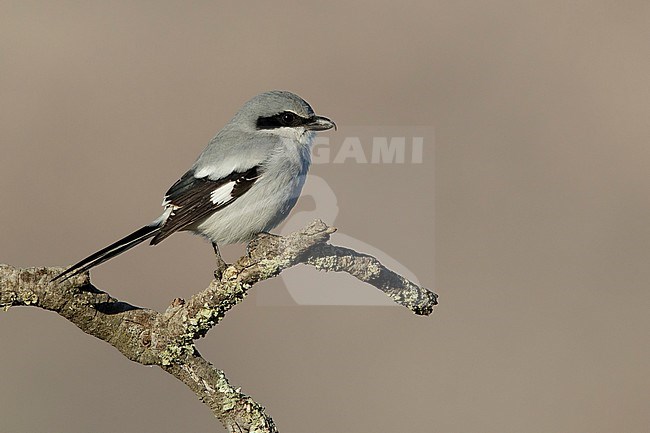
[51, 224, 160, 282]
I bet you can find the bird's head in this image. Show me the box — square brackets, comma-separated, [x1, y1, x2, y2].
[231, 90, 336, 144]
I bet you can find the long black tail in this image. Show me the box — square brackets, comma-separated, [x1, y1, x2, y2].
[51, 224, 161, 282]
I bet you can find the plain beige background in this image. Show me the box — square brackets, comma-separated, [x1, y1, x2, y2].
[1, 1, 649, 432]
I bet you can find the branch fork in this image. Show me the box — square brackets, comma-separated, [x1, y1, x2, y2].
[1, 219, 437, 432]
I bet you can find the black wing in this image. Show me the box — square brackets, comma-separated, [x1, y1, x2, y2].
[150, 166, 261, 245]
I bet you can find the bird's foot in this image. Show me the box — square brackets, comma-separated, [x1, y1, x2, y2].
[214, 262, 229, 280]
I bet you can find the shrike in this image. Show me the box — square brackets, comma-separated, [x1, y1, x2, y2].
[53, 90, 336, 282]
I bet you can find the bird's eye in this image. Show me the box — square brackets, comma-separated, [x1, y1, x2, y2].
[280, 112, 296, 126]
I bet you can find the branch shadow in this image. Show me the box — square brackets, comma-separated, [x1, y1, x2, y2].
[94, 301, 141, 315]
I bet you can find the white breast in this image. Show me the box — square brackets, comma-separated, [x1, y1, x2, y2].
[193, 133, 313, 244]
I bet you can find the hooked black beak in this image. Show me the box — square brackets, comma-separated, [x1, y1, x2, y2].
[305, 115, 337, 131]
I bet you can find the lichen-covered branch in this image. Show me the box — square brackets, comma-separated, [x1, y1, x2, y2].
[0, 219, 436, 432]
[163, 353, 277, 433]
[306, 244, 436, 315]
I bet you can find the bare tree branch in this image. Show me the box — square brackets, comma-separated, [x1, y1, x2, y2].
[0, 220, 437, 432]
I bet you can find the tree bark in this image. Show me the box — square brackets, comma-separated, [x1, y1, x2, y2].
[0, 220, 437, 432]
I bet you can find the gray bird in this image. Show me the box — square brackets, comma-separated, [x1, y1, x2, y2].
[53, 90, 336, 282]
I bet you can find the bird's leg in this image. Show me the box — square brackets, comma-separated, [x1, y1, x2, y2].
[212, 242, 228, 279]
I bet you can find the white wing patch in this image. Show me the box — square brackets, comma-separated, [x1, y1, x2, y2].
[195, 162, 242, 180]
[210, 182, 236, 205]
